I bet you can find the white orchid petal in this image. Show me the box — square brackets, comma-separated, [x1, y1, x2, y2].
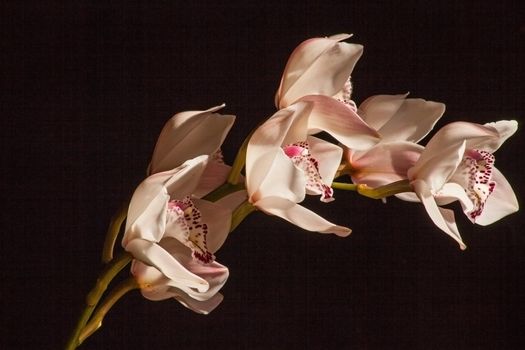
[436, 182, 474, 213]
[124, 157, 206, 244]
[124, 183, 168, 244]
[255, 150, 307, 203]
[377, 98, 445, 143]
[299, 94, 380, 149]
[254, 196, 351, 236]
[246, 103, 310, 195]
[163, 155, 209, 198]
[149, 104, 235, 174]
[276, 35, 363, 108]
[474, 167, 519, 225]
[423, 121, 500, 156]
[409, 141, 466, 190]
[172, 291, 224, 314]
[413, 179, 466, 250]
[133, 262, 225, 313]
[481, 120, 518, 152]
[358, 94, 408, 130]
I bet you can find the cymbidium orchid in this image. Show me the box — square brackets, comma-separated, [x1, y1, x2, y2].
[406, 120, 519, 249]
[275, 34, 363, 109]
[343, 94, 445, 188]
[122, 155, 232, 312]
[66, 33, 521, 349]
[246, 99, 379, 235]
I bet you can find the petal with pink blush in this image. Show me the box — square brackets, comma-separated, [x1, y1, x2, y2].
[349, 141, 423, 188]
[125, 239, 210, 293]
[299, 94, 380, 150]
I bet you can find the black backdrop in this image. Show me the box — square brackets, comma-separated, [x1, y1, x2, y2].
[2, 1, 524, 349]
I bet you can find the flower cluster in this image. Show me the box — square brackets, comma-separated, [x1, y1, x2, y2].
[66, 34, 518, 349]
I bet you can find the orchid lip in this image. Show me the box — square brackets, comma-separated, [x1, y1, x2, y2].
[282, 141, 334, 203]
[167, 196, 215, 264]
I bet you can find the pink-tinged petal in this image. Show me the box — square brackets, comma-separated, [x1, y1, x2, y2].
[133, 260, 225, 313]
[160, 238, 229, 300]
[348, 141, 423, 187]
[299, 94, 380, 149]
[474, 167, 519, 225]
[191, 197, 232, 253]
[435, 182, 474, 214]
[193, 160, 231, 198]
[172, 291, 224, 314]
[132, 254, 227, 308]
[253, 196, 351, 236]
[412, 179, 466, 250]
[374, 97, 445, 143]
[409, 141, 466, 190]
[308, 136, 343, 186]
[246, 103, 311, 195]
[125, 239, 210, 293]
[149, 104, 235, 174]
[276, 34, 363, 108]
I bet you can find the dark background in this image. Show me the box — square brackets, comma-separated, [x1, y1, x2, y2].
[1, 1, 524, 349]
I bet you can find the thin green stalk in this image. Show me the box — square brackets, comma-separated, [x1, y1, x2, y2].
[202, 182, 245, 203]
[230, 200, 257, 232]
[332, 180, 412, 199]
[226, 129, 254, 185]
[102, 200, 129, 263]
[331, 182, 358, 191]
[65, 252, 133, 350]
[78, 277, 139, 346]
[357, 180, 412, 199]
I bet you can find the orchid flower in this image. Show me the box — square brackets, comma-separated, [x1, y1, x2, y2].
[406, 120, 519, 249]
[148, 104, 235, 175]
[275, 34, 363, 109]
[246, 99, 379, 236]
[122, 155, 233, 313]
[344, 94, 445, 187]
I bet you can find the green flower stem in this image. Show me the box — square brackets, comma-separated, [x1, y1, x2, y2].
[331, 182, 358, 191]
[78, 277, 139, 346]
[332, 180, 412, 199]
[226, 129, 254, 185]
[65, 252, 133, 350]
[101, 200, 129, 263]
[202, 182, 246, 203]
[230, 200, 257, 232]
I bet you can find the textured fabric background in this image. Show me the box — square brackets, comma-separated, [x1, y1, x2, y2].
[1, 1, 524, 349]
